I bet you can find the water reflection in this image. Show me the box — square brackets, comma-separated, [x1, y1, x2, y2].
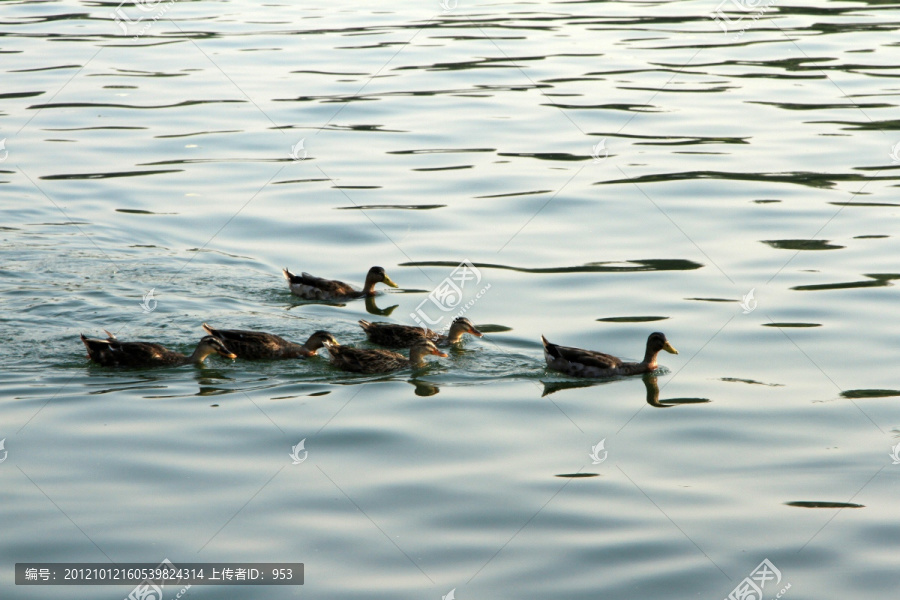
[785, 501, 865, 509]
[283, 293, 398, 316]
[840, 389, 900, 399]
[403, 258, 704, 274]
[193, 369, 236, 396]
[84, 372, 168, 394]
[596, 316, 668, 323]
[791, 272, 900, 291]
[720, 377, 784, 387]
[642, 375, 710, 408]
[365, 295, 398, 316]
[541, 378, 611, 397]
[410, 379, 440, 396]
[334, 204, 446, 211]
[762, 239, 845, 251]
[541, 374, 710, 408]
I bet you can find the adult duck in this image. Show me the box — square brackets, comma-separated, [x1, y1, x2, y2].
[357, 316, 482, 347]
[324, 339, 447, 374]
[282, 266, 398, 300]
[541, 331, 678, 378]
[201, 323, 337, 360]
[80, 331, 236, 368]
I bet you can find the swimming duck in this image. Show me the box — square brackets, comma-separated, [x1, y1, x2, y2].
[541, 331, 678, 378]
[323, 339, 447, 374]
[80, 331, 237, 368]
[201, 323, 338, 360]
[358, 317, 483, 347]
[282, 266, 398, 300]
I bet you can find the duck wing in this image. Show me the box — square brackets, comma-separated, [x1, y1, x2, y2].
[359, 321, 431, 347]
[542, 337, 622, 370]
[202, 323, 296, 358]
[327, 345, 407, 373]
[81, 334, 181, 367]
[297, 271, 357, 296]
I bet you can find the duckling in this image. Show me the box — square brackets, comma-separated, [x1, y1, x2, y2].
[541, 331, 678, 378]
[201, 324, 337, 360]
[323, 339, 447, 374]
[282, 266, 398, 300]
[358, 316, 483, 347]
[80, 331, 236, 368]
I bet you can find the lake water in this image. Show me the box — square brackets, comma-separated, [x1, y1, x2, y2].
[2, 0, 899, 598]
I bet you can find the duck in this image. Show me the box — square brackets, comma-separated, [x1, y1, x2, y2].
[282, 266, 398, 300]
[323, 339, 447, 374]
[80, 330, 237, 368]
[357, 316, 483, 347]
[201, 323, 338, 360]
[541, 331, 678, 378]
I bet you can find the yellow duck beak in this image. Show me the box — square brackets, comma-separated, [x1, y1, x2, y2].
[382, 274, 399, 288]
[662, 341, 678, 355]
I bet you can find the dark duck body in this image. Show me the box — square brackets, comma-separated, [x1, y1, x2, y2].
[201, 324, 337, 360]
[358, 317, 482, 347]
[324, 339, 447, 374]
[81, 331, 237, 368]
[542, 331, 678, 378]
[282, 266, 397, 300]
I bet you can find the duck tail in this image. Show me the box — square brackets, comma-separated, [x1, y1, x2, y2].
[358, 319, 372, 332]
[80, 333, 110, 359]
[80, 333, 93, 358]
[202, 322, 215, 336]
[282, 267, 295, 282]
[541, 335, 560, 358]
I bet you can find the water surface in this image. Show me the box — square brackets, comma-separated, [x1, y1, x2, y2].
[2, 0, 899, 598]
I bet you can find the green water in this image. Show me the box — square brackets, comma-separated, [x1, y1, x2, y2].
[2, 0, 899, 598]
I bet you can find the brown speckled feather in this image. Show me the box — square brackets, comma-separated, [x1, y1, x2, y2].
[202, 323, 309, 359]
[546, 342, 624, 370]
[325, 339, 447, 374]
[358, 321, 437, 347]
[291, 271, 358, 297]
[325, 345, 411, 374]
[358, 317, 482, 348]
